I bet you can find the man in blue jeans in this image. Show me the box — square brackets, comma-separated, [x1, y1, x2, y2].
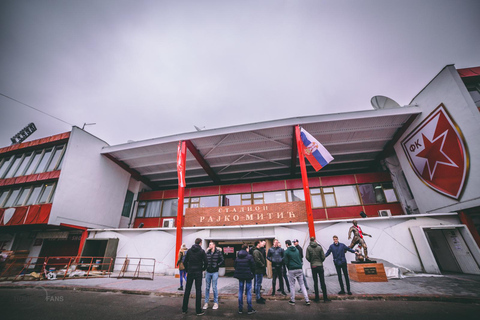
[325, 235, 357, 295]
[234, 244, 256, 315]
[252, 240, 266, 304]
[203, 241, 224, 310]
[182, 238, 208, 316]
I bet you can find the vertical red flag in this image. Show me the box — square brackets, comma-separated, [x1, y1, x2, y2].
[175, 141, 186, 266]
[177, 141, 186, 187]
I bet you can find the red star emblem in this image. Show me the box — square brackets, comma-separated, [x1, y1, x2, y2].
[416, 131, 458, 180]
[401, 104, 469, 199]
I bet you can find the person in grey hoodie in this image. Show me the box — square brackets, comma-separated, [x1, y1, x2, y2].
[306, 237, 330, 303]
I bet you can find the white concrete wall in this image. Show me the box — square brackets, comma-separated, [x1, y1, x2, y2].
[117, 178, 145, 228]
[50, 127, 131, 228]
[88, 229, 177, 273]
[91, 214, 463, 276]
[393, 65, 480, 213]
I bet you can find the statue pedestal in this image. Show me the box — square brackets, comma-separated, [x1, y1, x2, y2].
[347, 262, 388, 282]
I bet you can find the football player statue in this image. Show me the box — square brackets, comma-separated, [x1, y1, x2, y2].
[348, 220, 372, 261]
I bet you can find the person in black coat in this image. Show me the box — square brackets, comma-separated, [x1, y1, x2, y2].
[267, 239, 286, 296]
[234, 244, 256, 315]
[182, 238, 208, 316]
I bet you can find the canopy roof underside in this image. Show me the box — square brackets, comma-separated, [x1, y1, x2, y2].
[102, 107, 421, 190]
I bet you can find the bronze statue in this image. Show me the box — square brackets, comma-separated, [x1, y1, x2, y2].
[348, 220, 372, 260]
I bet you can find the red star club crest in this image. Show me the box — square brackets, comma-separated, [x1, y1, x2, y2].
[402, 104, 469, 199]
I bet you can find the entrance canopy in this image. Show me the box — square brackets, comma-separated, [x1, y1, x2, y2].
[101, 107, 421, 190]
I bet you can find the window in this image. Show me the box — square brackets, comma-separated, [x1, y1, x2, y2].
[382, 183, 398, 203]
[136, 201, 146, 217]
[14, 187, 31, 206]
[263, 191, 286, 204]
[189, 197, 199, 208]
[222, 194, 241, 206]
[0, 156, 13, 178]
[0, 190, 8, 207]
[183, 197, 189, 210]
[241, 194, 252, 205]
[310, 188, 323, 208]
[288, 189, 305, 202]
[121, 190, 134, 217]
[323, 187, 336, 207]
[13, 153, 33, 177]
[253, 193, 263, 204]
[199, 196, 219, 208]
[25, 151, 43, 175]
[162, 199, 178, 217]
[144, 201, 161, 217]
[4, 189, 20, 207]
[358, 183, 386, 204]
[333, 186, 361, 206]
[4, 155, 22, 178]
[35, 149, 53, 174]
[25, 186, 42, 206]
[46, 146, 65, 171]
[38, 183, 55, 204]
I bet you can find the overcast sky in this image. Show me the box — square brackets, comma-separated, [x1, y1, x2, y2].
[1, 0, 479, 147]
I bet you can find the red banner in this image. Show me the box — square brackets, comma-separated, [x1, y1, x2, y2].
[177, 141, 186, 188]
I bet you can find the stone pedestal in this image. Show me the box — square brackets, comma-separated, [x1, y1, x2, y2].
[348, 263, 388, 282]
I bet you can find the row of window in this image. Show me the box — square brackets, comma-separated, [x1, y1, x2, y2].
[0, 145, 65, 179]
[0, 183, 57, 208]
[136, 182, 398, 218]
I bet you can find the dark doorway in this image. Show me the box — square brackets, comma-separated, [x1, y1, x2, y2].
[425, 229, 462, 273]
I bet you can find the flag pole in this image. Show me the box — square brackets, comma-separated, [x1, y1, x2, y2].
[175, 141, 186, 266]
[295, 125, 316, 239]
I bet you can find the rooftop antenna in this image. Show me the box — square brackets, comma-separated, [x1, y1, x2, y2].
[82, 122, 96, 130]
[370, 95, 401, 110]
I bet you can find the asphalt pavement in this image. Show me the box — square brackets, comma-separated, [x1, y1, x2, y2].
[2, 288, 480, 320]
[1, 272, 479, 303]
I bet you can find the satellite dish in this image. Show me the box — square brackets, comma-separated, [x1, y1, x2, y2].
[371, 95, 401, 110]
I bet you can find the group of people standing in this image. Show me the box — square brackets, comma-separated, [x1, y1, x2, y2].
[179, 235, 358, 315]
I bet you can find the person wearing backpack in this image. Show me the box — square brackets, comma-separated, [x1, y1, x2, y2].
[306, 237, 331, 303]
[177, 243, 188, 290]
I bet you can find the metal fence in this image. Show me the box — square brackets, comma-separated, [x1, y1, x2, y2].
[0, 256, 113, 281]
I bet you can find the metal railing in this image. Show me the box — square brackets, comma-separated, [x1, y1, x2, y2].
[111, 257, 155, 280]
[0, 256, 113, 281]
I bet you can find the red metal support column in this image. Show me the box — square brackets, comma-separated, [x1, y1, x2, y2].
[60, 223, 88, 260]
[295, 125, 316, 239]
[175, 141, 187, 266]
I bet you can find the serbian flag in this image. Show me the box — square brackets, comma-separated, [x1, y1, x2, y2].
[297, 127, 334, 171]
[177, 141, 186, 187]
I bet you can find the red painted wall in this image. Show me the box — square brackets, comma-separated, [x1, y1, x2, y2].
[136, 172, 403, 227]
[134, 217, 177, 228]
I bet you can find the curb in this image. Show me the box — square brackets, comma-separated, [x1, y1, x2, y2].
[1, 284, 480, 304]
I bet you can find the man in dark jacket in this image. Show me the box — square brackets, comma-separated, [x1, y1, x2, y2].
[306, 237, 330, 302]
[234, 244, 256, 315]
[284, 240, 310, 306]
[182, 238, 208, 316]
[325, 235, 356, 295]
[203, 241, 224, 310]
[293, 239, 310, 291]
[252, 240, 266, 304]
[267, 239, 286, 296]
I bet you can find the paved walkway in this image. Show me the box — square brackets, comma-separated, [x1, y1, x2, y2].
[1, 273, 479, 302]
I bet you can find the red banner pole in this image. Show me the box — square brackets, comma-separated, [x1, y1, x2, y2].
[295, 126, 316, 239]
[175, 141, 186, 267]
